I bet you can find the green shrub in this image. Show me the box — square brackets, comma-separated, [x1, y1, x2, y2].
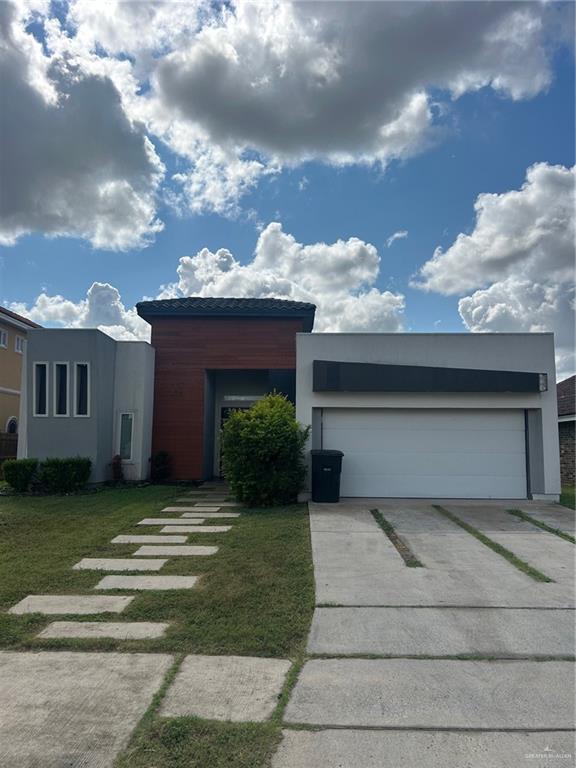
[38, 457, 92, 494]
[221, 394, 310, 506]
[151, 450, 171, 482]
[2, 458, 38, 492]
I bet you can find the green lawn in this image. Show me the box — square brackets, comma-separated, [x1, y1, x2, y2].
[560, 486, 575, 510]
[0, 486, 315, 767]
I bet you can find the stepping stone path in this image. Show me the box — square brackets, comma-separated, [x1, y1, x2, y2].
[138, 517, 206, 525]
[73, 558, 167, 572]
[133, 545, 219, 557]
[161, 655, 291, 722]
[95, 575, 199, 591]
[160, 525, 231, 533]
[9, 595, 134, 615]
[38, 621, 170, 640]
[112, 534, 188, 544]
[181, 511, 240, 518]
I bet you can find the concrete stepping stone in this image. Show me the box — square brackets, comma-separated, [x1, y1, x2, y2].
[138, 518, 206, 525]
[133, 545, 218, 557]
[161, 655, 291, 721]
[0, 651, 172, 768]
[8, 595, 134, 615]
[194, 501, 240, 507]
[284, 659, 573, 729]
[160, 525, 231, 533]
[175, 498, 237, 504]
[73, 558, 167, 572]
[272, 730, 576, 768]
[95, 575, 199, 591]
[181, 512, 240, 518]
[38, 621, 170, 640]
[163, 506, 222, 512]
[112, 534, 188, 544]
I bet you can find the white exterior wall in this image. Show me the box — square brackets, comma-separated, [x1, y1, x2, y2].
[112, 342, 155, 481]
[296, 333, 560, 499]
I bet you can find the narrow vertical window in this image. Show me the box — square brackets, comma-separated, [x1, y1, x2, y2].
[34, 363, 48, 416]
[75, 363, 90, 417]
[15, 336, 25, 354]
[119, 413, 134, 460]
[0, 330, 7, 348]
[54, 363, 69, 416]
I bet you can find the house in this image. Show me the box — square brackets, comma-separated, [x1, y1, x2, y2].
[0, 306, 41, 461]
[18, 297, 561, 500]
[18, 329, 154, 483]
[557, 375, 575, 487]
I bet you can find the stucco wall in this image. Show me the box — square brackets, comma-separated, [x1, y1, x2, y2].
[113, 342, 155, 481]
[296, 333, 560, 499]
[22, 330, 154, 483]
[23, 329, 116, 482]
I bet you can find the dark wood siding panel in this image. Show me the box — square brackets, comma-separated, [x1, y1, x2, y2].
[150, 317, 305, 479]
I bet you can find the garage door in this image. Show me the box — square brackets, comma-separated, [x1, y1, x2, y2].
[321, 408, 527, 499]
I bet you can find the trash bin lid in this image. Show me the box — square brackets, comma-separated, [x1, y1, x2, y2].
[310, 449, 344, 456]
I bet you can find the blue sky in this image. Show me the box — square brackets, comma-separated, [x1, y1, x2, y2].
[1, 0, 574, 373]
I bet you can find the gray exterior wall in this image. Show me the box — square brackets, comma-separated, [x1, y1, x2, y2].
[296, 333, 560, 500]
[112, 342, 155, 481]
[21, 329, 154, 482]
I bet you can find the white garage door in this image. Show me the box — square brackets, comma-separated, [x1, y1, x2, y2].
[322, 408, 527, 499]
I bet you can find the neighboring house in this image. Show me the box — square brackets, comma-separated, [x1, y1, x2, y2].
[18, 297, 561, 500]
[0, 306, 41, 461]
[557, 375, 575, 487]
[19, 329, 154, 483]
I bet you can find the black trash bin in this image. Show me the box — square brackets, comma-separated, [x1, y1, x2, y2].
[310, 449, 344, 503]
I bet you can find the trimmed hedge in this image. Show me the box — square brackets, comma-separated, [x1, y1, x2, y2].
[3, 456, 91, 494]
[2, 458, 38, 492]
[39, 457, 92, 494]
[221, 394, 309, 507]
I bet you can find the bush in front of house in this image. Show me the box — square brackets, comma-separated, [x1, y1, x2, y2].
[221, 393, 310, 507]
[2, 458, 39, 492]
[150, 450, 171, 482]
[38, 457, 92, 494]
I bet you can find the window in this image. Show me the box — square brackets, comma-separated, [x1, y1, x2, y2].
[54, 362, 69, 417]
[33, 363, 48, 416]
[15, 336, 25, 354]
[74, 363, 90, 417]
[0, 330, 7, 348]
[119, 413, 134, 460]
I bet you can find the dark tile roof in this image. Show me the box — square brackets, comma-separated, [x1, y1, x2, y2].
[557, 375, 575, 417]
[137, 296, 316, 331]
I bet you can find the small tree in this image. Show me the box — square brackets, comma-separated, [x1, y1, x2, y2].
[221, 394, 309, 507]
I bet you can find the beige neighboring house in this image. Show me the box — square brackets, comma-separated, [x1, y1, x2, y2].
[0, 306, 41, 460]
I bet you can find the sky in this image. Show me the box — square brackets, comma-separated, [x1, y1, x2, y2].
[1, 0, 574, 377]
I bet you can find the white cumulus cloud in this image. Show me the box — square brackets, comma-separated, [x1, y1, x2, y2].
[414, 163, 576, 377]
[12, 224, 405, 337]
[0, 1, 164, 250]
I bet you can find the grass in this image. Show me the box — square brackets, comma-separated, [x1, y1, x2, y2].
[433, 505, 554, 583]
[370, 509, 424, 567]
[0, 487, 314, 656]
[560, 486, 575, 510]
[0, 486, 316, 767]
[507, 509, 575, 544]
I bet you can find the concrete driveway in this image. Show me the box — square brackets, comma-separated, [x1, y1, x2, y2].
[274, 499, 575, 768]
